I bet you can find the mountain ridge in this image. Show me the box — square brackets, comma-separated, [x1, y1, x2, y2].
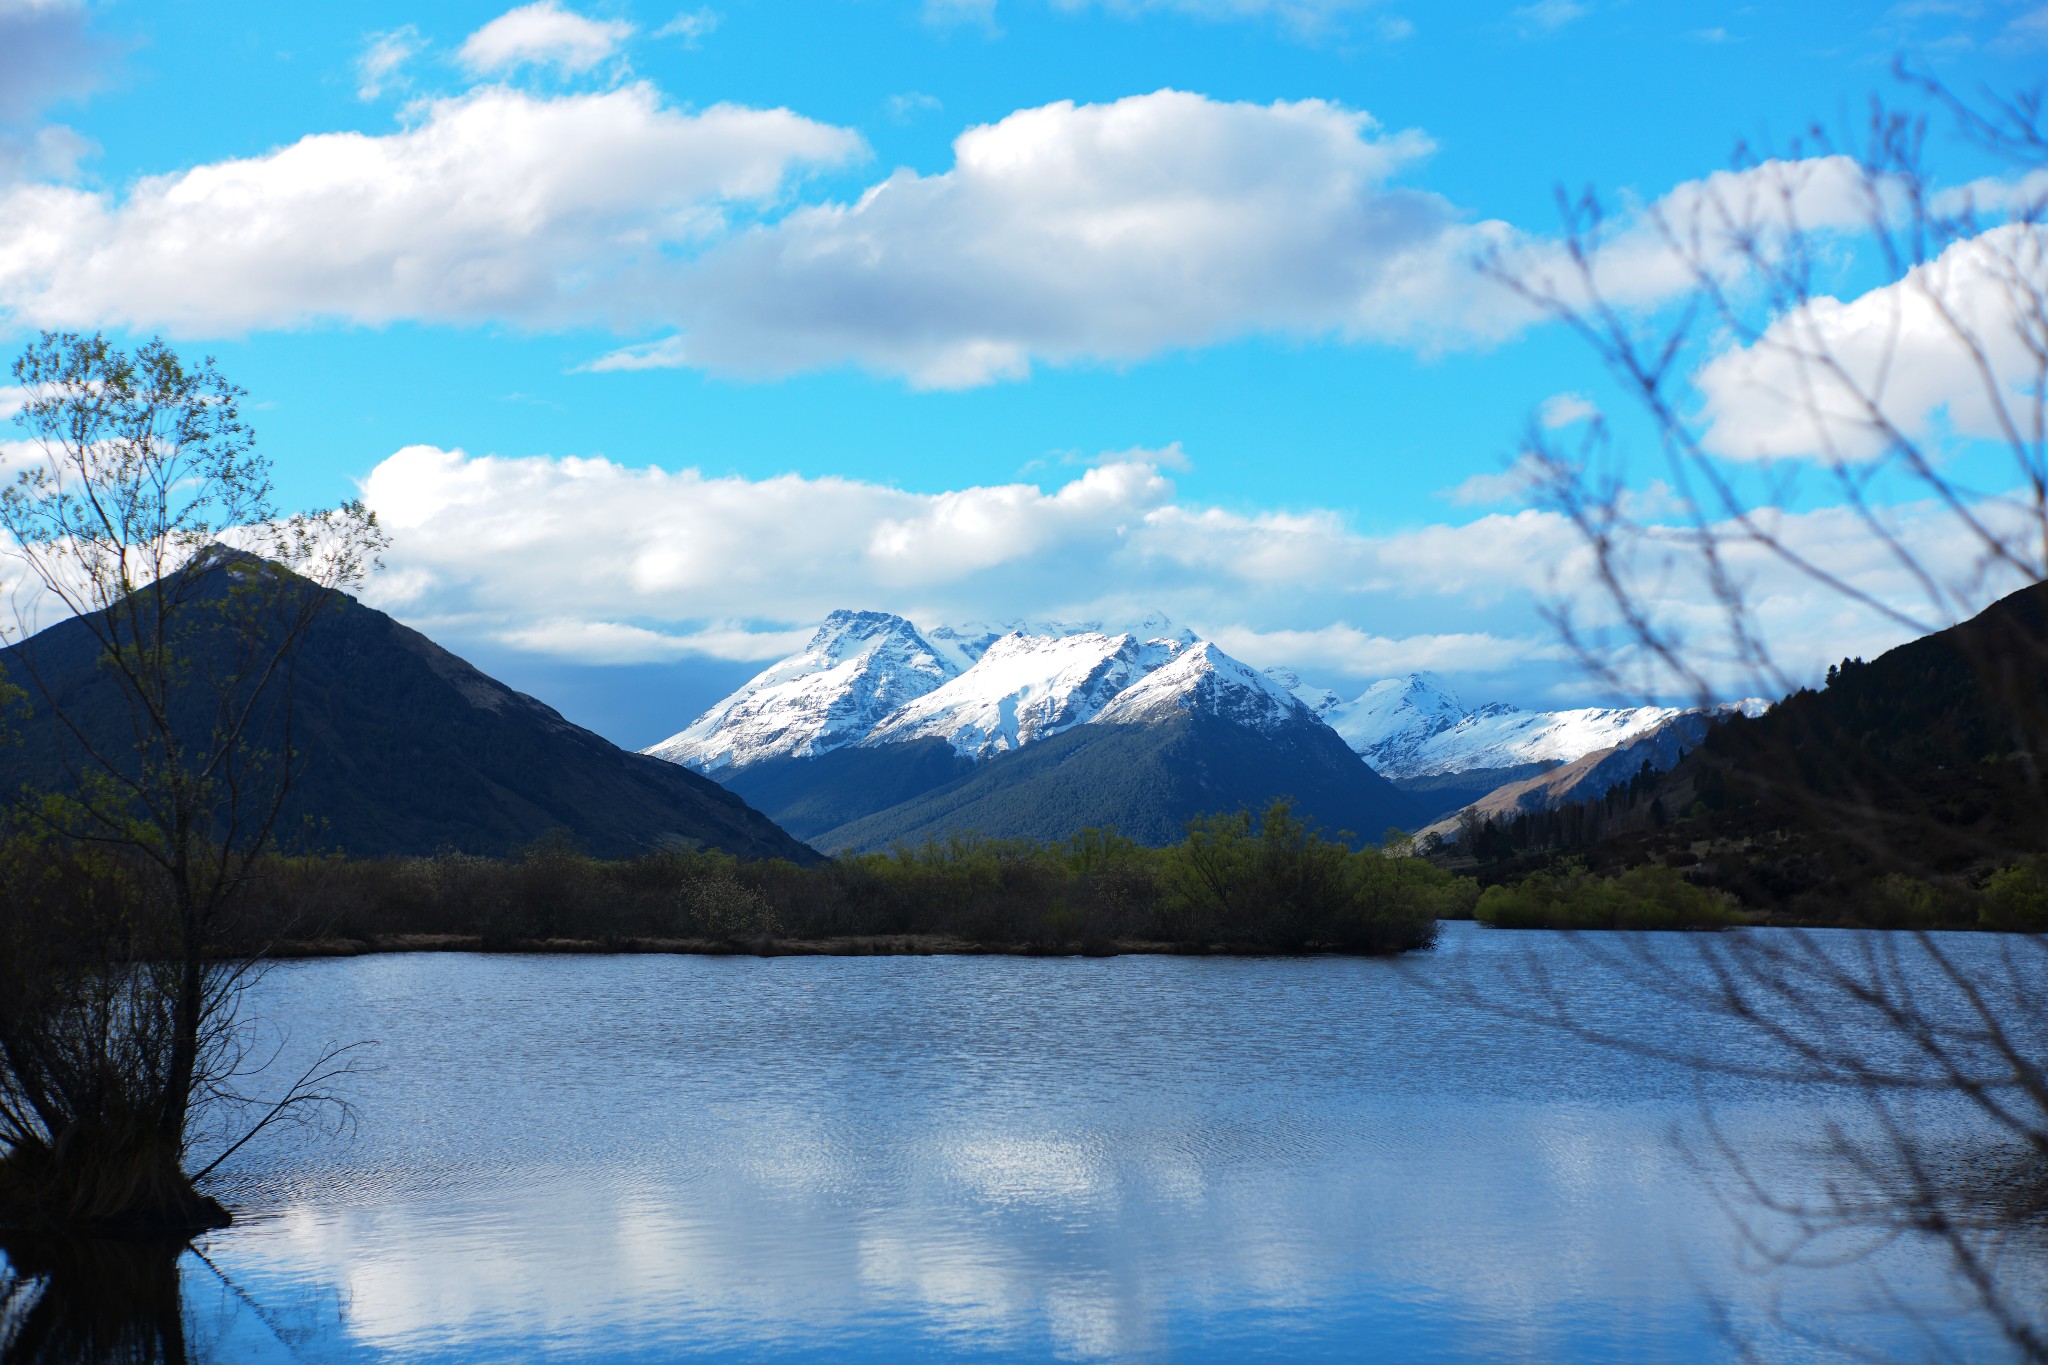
[1, 560, 818, 863]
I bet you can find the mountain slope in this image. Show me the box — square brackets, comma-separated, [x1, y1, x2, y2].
[814, 707, 1427, 853]
[1, 561, 817, 863]
[1464, 580, 2048, 910]
[1420, 712, 1719, 839]
[718, 739, 977, 842]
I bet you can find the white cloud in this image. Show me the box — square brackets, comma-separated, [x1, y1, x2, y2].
[458, 2, 635, 77]
[0, 85, 863, 332]
[1514, 0, 1590, 34]
[1539, 392, 1598, 429]
[497, 618, 811, 664]
[0, 72, 1886, 386]
[1442, 453, 1546, 507]
[1488, 155, 1877, 325]
[592, 89, 1501, 387]
[655, 7, 720, 46]
[1696, 223, 2048, 462]
[356, 26, 424, 101]
[596, 100, 1884, 389]
[1931, 167, 2048, 222]
[352, 443, 2026, 702]
[1205, 622, 1558, 676]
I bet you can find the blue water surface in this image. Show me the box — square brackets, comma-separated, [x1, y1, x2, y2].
[29, 923, 2038, 1362]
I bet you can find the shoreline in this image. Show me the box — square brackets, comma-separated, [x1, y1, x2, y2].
[265, 933, 1390, 960]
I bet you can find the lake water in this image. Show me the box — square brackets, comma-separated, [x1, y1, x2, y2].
[6, 923, 2033, 1362]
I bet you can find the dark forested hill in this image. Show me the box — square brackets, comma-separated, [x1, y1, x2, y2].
[1461, 580, 2048, 912]
[0, 561, 817, 863]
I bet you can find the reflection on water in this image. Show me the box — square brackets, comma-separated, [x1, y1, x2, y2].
[0, 1236, 186, 1364]
[1, 923, 2028, 1362]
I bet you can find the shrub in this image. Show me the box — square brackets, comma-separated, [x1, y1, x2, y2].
[1980, 859, 2048, 931]
[1476, 861, 1738, 930]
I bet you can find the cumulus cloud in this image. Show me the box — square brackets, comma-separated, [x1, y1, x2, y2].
[458, 2, 634, 77]
[360, 445, 1178, 639]
[0, 71, 1886, 385]
[598, 104, 1884, 388]
[0, 85, 863, 332]
[592, 89, 1505, 387]
[346, 443, 2018, 702]
[1696, 223, 2048, 462]
[1488, 155, 1877, 327]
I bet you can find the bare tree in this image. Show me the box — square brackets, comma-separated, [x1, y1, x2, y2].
[0, 332, 384, 1235]
[1463, 70, 2048, 1361]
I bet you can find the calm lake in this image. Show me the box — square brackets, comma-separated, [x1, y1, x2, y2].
[8, 922, 2032, 1362]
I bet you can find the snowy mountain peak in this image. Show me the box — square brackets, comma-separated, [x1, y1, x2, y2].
[1120, 608, 1197, 647]
[644, 609, 955, 772]
[1323, 672, 1471, 767]
[1097, 641, 1309, 731]
[864, 628, 1189, 759]
[1264, 666, 1344, 717]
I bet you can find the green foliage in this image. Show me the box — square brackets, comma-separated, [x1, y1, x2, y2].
[1980, 859, 2048, 931]
[1475, 860, 1740, 930]
[1159, 801, 1446, 951]
[240, 802, 1474, 956]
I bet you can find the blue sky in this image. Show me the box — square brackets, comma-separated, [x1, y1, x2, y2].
[1, 0, 2043, 744]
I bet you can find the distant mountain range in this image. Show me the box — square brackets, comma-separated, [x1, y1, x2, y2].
[0, 557, 816, 864]
[645, 610, 1762, 852]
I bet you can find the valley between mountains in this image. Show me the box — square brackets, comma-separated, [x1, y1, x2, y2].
[642, 609, 1759, 853]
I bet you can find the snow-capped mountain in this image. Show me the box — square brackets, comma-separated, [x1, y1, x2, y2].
[865, 629, 1189, 759]
[652, 608, 1414, 850]
[1273, 670, 1735, 780]
[1100, 643, 1312, 730]
[1318, 673, 1472, 773]
[650, 609, 1218, 773]
[644, 610, 953, 772]
[1260, 667, 1344, 717]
